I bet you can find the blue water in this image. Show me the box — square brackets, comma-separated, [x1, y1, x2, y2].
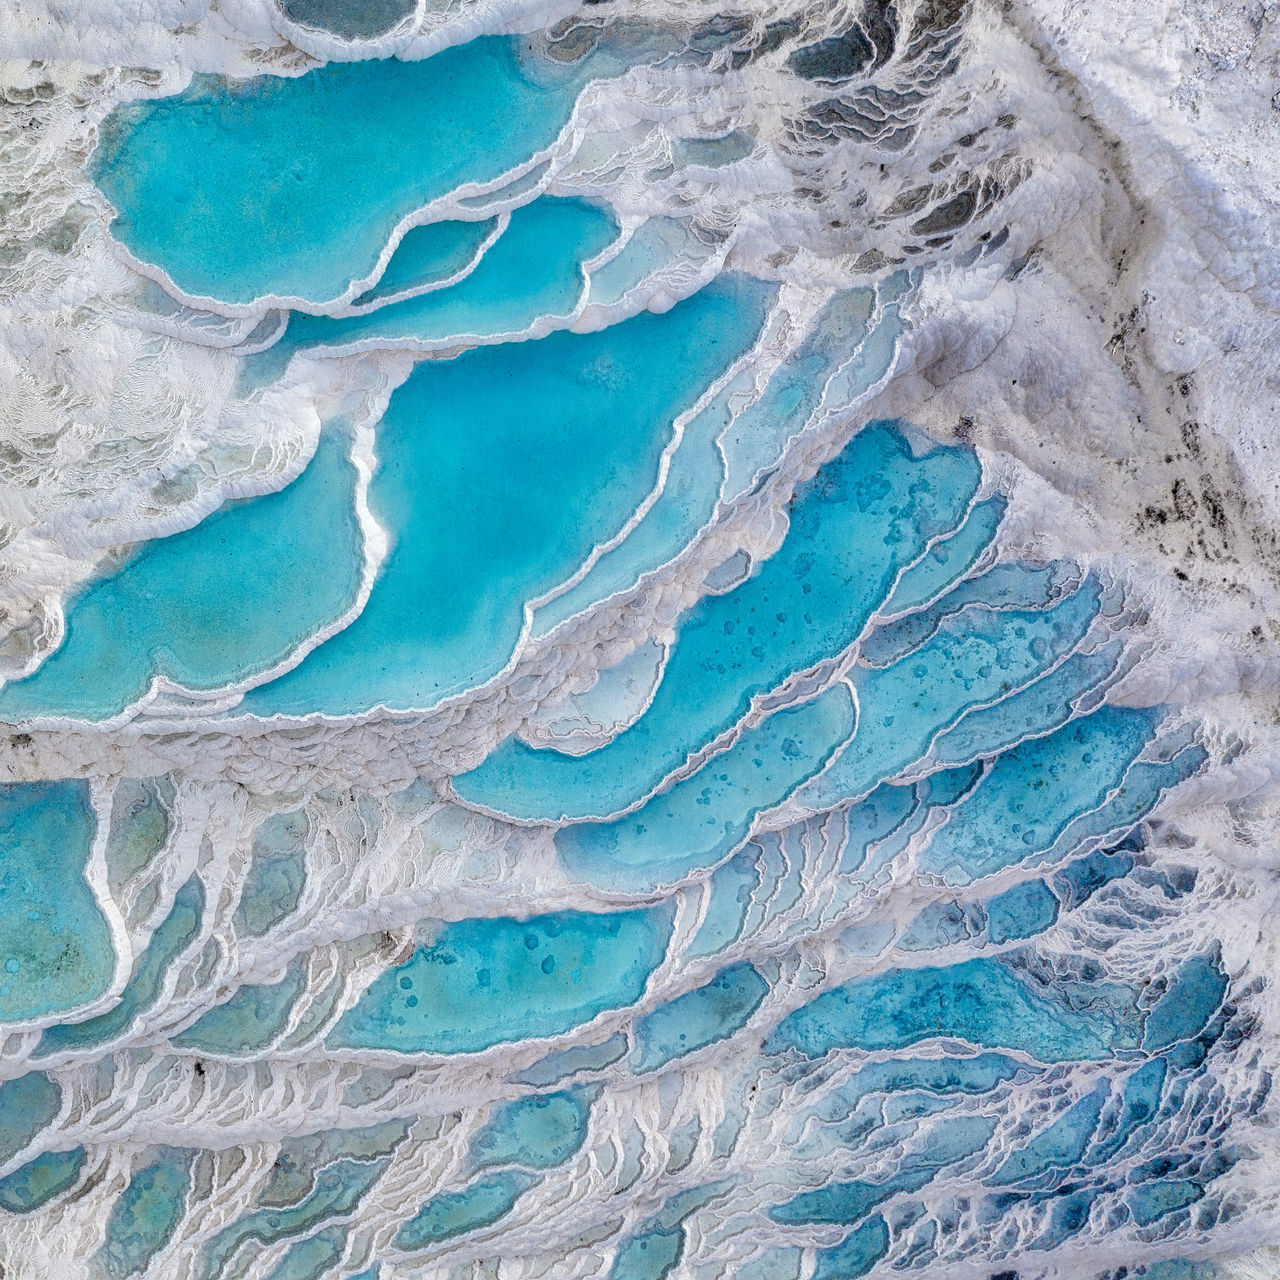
[610, 1226, 685, 1280]
[556, 683, 857, 892]
[242, 280, 772, 717]
[94, 39, 598, 305]
[199, 1157, 388, 1280]
[457, 421, 982, 821]
[0, 1071, 61, 1165]
[512, 1033, 628, 1087]
[761, 1012, 1231, 1273]
[665, 1120, 700, 1173]
[990, 1083, 1109, 1184]
[328, 907, 672, 1054]
[281, 197, 617, 353]
[837, 782, 922, 873]
[984, 877, 1060, 944]
[2, 6, 1247, 1274]
[844, 786, 938, 885]
[234, 811, 308, 938]
[880, 494, 1005, 615]
[1045, 744, 1208, 865]
[811, 1215, 889, 1280]
[1127, 1180, 1204, 1226]
[930, 640, 1124, 765]
[921, 761, 985, 807]
[837, 1053, 1023, 1107]
[527, 282, 902, 642]
[261, 1122, 407, 1209]
[860, 560, 1076, 667]
[104, 777, 173, 894]
[900, 875, 1061, 952]
[717, 290, 878, 498]
[739, 1250, 804, 1280]
[0, 427, 363, 723]
[0, 780, 115, 1020]
[99, 1148, 193, 1278]
[798, 585, 1103, 812]
[394, 1172, 534, 1250]
[529, 375, 742, 639]
[1135, 1262, 1223, 1280]
[36, 876, 203, 1057]
[522, 287, 900, 642]
[773, 1117, 995, 1222]
[350, 217, 498, 307]
[1094, 1058, 1169, 1162]
[585, 216, 703, 308]
[457, 159, 552, 212]
[1055, 844, 1138, 908]
[173, 955, 309, 1055]
[1144, 955, 1228, 1052]
[0, 1146, 85, 1213]
[609, 1185, 726, 1276]
[264, 1228, 347, 1280]
[689, 851, 759, 958]
[470, 1088, 594, 1168]
[769, 956, 1143, 1063]
[916, 705, 1163, 884]
[631, 962, 769, 1071]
